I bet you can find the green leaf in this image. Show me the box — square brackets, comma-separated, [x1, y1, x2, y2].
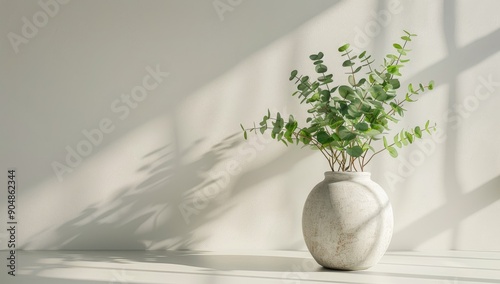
[277, 131, 283, 141]
[354, 122, 369, 131]
[338, 126, 356, 141]
[414, 126, 422, 138]
[338, 43, 350, 52]
[306, 92, 320, 103]
[400, 129, 408, 145]
[331, 133, 341, 141]
[356, 78, 367, 87]
[393, 43, 403, 49]
[425, 120, 431, 134]
[365, 129, 381, 137]
[297, 83, 308, 91]
[338, 85, 355, 99]
[408, 83, 416, 94]
[317, 52, 324, 59]
[429, 80, 435, 90]
[240, 123, 245, 131]
[289, 70, 298, 80]
[371, 123, 385, 132]
[309, 54, 318, 60]
[316, 130, 333, 144]
[330, 120, 344, 129]
[361, 55, 372, 62]
[419, 83, 425, 92]
[388, 79, 400, 89]
[403, 30, 417, 36]
[405, 93, 416, 102]
[272, 112, 284, 135]
[299, 129, 312, 145]
[401, 137, 408, 146]
[347, 105, 362, 118]
[315, 64, 328, 73]
[346, 146, 363, 157]
[318, 74, 333, 81]
[359, 51, 366, 58]
[370, 72, 384, 84]
[394, 134, 402, 148]
[387, 146, 398, 158]
[320, 90, 331, 102]
[401, 36, 411, 41]
[244, 131, 247, 140]
[405, 131, 414, 143]
[387, 65, 401, 76]
[386, 54, 398, 61]
[348, 75, 356, 86]
[383, 136, 388, 148]
[369, 85, 387, 101]
[342, 60, 354, 67]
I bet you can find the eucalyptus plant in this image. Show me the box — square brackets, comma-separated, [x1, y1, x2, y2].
[241, 31, 436, 172]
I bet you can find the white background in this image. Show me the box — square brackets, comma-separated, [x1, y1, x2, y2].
[1, 0, 499, 251]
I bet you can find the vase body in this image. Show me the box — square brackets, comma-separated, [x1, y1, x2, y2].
[302, 172, 393, 270]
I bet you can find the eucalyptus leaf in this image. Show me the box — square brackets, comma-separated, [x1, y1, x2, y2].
[387, 146, 398, 157]
[315, 64, 328, 73]
[338, 44, 350, 52]
[346, 146, 363, 157]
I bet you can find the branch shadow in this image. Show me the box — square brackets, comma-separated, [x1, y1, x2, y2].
[388, 1, 500, 249]
[22, 134, 244, 250]
[392, 175, 500, 248]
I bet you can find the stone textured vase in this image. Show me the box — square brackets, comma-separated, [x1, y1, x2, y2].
[302, 172, 393, 270]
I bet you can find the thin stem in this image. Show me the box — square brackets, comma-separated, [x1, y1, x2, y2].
[386, 85, 430, 116]
[346, 52, 357, 87]
[389, 39, 408, 80]
[362, 125, 437, 167]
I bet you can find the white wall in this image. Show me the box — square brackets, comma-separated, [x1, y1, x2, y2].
[1, 0, 499, 251]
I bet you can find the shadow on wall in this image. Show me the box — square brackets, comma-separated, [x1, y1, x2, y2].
[392, 175, 500, 249]
[23, 134, 242, 250]
[23, 132, 313, 250]
[387, 1, 500, 249]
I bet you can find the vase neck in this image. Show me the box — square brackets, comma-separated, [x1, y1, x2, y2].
[323, 171, 371, 182]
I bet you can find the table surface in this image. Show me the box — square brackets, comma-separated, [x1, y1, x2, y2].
[1, 250, 499, 284]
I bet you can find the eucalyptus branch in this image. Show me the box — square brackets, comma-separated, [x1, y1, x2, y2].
[363, 125, 437, 167]
[241, 31, 437, 172]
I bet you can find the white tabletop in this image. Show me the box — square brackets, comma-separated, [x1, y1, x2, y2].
[1, 250, 499, 284]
